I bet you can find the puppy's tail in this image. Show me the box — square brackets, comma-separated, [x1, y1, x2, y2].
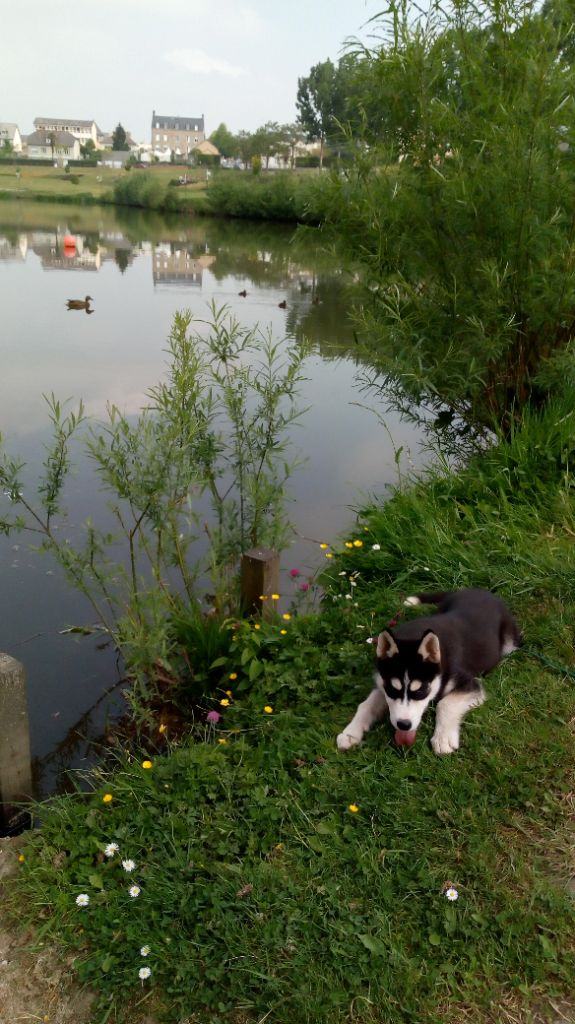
[404, 591, 452, 608]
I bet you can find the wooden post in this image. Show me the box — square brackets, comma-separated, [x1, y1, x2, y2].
[240, 548, 280, 619]
[0, 654, 33, 835]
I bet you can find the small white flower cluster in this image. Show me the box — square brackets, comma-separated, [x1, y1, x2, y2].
[75, 841, 152, 982]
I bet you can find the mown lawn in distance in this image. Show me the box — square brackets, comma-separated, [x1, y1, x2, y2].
[0, 161, 208, 201]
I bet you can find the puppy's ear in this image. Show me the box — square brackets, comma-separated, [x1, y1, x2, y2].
[377, 630, 399, 658]
[417, 630, 441, 664]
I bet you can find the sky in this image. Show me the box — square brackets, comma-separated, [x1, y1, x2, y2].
[1, 0, 380, 144]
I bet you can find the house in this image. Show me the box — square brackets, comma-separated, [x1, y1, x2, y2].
[100, 130, 139, 152]
[0, 123, 23, 153]
[151, 111, 205, 159]
[193, 139, 219, 159]
[33, 117, 100, 149]
[26, 129, 81, 162]
[99, 150, 133, 168]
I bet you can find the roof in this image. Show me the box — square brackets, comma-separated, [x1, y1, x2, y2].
[151, 111, 204, 131]
[193, 139, 219, 156]
[34, 117, 96, 128]
[27, 129, 79, 146]
[0, 123, 20, 135]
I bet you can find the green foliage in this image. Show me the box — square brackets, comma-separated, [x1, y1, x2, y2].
[113, 171, 166, 209]
[296, 57, 356, 166]
[206, 171, 330, 224]
[321, 0, 575, 441]
[209, 122, 238, 158]
[0, 309, 309, 699]
[112, 122, 128, 150]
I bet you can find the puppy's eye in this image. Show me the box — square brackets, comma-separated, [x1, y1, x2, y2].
[390, 679, 402, 691]
[410, 681, 423, 692]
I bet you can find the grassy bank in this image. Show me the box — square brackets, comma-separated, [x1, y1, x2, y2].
[8, 398, 575, 1024]
[0, 163, 329, 222]
[0, 162, 208, 212]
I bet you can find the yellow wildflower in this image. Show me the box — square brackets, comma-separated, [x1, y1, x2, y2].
[345, 542, 354, 548]
[18, 853, 25, 863]
[348, 804, 359, 813]
[282, 613, 291, 621]
[142, 760, 153, 769]
[254, 623, 261, 630]
[103, 793, 113, 804]
[280, 629, 287, 635]
[229, 673, 238, 681]
[271, 593, 280, 600]
[320, 542, 329, 549]
[218, 738, 228, 745]
[353, 540, 363, 548]
[264, 705, 273, 714]
[220, 698, 230, 707]
[158, 723, 167, 734]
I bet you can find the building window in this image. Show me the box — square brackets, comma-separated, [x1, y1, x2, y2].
[163, 134, 167, 142]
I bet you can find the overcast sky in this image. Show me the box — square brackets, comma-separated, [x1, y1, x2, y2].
[2, 0, 379, 143]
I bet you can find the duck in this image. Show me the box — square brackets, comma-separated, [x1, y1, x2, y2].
[238, 289, 247, 297]
[278, 299, 287, 309]
[66, 295, 93, 311]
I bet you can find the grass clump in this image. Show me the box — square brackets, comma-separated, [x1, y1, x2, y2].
[8, 399, 575, 1023]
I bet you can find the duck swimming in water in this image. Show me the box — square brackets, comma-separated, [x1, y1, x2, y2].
[66, 295, 93, 311]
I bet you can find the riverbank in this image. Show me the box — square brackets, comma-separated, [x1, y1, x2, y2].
[6, 397, 575, 1024]
[0, 163, 328, 223]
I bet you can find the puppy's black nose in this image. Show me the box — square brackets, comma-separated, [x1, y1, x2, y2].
[396, 719, 412, 731]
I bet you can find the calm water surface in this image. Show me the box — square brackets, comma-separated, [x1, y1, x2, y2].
[0, 200, 425, 793]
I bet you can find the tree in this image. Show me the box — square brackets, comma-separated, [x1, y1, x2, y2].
[252, 121, 284, 169]
[0, 139, 14, 159]
[209, 123, 238, 159]
[235, 130, 256, 169]
[321, 0, 575, 442]
[296, 58, 348, 168]
[112, 123, 128, 150]
[80, 138, 96, 159]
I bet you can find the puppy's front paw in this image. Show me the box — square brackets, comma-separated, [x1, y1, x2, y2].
[431, 728, 460, 755]
[337, 731, 362, 751]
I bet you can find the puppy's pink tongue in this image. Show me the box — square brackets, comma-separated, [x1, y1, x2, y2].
[395, 729, 417, 747]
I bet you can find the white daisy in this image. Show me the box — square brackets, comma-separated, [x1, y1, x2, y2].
[129, 885, 141, 898]
[445, 887, 459, 901]
[75, 893, 90, 907]
[140, 945, 151, 957]
[104, 843, 119, 858]
[139, 966, 151, 980]
[372, 543, 381, 551]
[122, 859, 136, 872]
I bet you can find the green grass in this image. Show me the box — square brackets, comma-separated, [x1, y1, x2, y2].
[8, 399, 575, 1023]
[0, 162, 208, 209]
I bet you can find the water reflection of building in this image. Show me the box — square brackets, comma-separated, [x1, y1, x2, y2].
[33, 240, 102, 272]
[152, 243, 215, 287]
[0, 234, 28, 260]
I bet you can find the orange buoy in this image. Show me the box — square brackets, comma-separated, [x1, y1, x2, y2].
[63, 234, 76, 251]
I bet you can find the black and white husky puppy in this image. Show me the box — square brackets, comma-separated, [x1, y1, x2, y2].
[337, 589, 521, 755]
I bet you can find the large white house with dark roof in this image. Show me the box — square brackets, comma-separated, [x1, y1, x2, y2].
[27, 129, 81, 161]
[151, 111, 205, 159]
[33, 117, 100, 148]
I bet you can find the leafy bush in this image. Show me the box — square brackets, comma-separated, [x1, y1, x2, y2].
[113, 171, 166, 209]
[322, 0, 575, 441]
[206, 171, 330, 224]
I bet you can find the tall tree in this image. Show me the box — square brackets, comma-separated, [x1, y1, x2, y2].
[252, 121, 284, 169]
[296, 58, 347, 168]
[112, 123, 128, 150]
[209, 123, 238, 158]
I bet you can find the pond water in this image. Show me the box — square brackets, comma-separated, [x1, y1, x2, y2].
[0, 199, 425, 795]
